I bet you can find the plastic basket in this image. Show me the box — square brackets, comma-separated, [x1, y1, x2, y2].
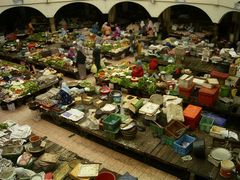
[104, 128, 119, 140]
[173, 134, 196, 156]
[165, 120, 188, 139]
[199, 116, 214, 133]
[201, 112, 226, 127]
[162, 135, 175, 147]
[150, 122, 164, 138]
[103, 114, 121, 131]
[220, 85, 230, 97]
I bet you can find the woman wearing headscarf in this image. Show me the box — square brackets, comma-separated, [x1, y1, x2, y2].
[59, 82, 72, 105]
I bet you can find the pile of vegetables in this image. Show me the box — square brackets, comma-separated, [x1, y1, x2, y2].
[0, 123, 8, 130]
[83, 40, 95, 48]
[138, 77, 157, 95]
[27, 32, 47, 42]
[22, 81, 39, 95]
[0, 60, 28, 77]
[45, 59, 66, 69]
[159, 64, 177, 74]
[101, 39, 130, 54]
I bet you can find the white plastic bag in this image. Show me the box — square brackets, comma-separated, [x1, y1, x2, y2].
[90, 64, 97, 73]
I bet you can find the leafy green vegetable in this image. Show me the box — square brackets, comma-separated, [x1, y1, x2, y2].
[0, 123, 8, 130]
[22, 81, 39, 95]
[110, 77, 121, 84]
[119, 78, 131, 89]
[27, 32, 47, 42]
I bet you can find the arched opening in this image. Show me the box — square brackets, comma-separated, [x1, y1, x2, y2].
[219, 11, 240, 43]
[108, 2, 151, 26]
[0, 6, 48, 35]
[158, 5, 213, 39]
[54, 3, 103, 30]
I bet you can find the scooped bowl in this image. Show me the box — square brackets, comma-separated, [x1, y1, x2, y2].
[95, 171, 116, 180]
[29, 135, 41, 148]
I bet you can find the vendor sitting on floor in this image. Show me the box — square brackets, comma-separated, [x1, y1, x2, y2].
[59, 82, 73, 105]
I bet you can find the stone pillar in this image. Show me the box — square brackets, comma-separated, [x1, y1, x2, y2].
[49, 17, 56, 32]
[162, 8, 171, 34]
[213, 23, 218, 39]
[233, 12, 240, 42]
[108, 6, 116, 23]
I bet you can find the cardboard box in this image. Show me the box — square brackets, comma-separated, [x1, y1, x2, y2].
[207, 78, 219, 85]
[179, 74, 193, 88]
[128, 99, 144, 113]
[201, 83, 214, 89]
[193, 78, 206, 86]
[82, 96, 93, 105]
[139, 102, 159, 116]
[93, 99, 105, 109]
[163, 95, 183, 107]
[166, 104, 184, 123]
[69, 163, 90, 180]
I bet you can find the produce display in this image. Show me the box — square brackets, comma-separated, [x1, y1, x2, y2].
[26, 32, 49, 42]
[28, 51, 77, 72]
[0, 59, 59, 103]
[101, 38, 130, 54]
[0, 60, 28, 77]
[96, 63, 159, 96]
[0, 28, 132, 77]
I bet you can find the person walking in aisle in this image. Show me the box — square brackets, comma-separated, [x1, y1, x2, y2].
[93, 44, 101, 72]
[76, 48, 87, 80]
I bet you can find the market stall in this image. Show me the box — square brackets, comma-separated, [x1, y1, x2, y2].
[0, 60, 60, 110]
[0, 29, 131, 78]
[0, 121, 126, 180]
[140, 35, 239, 75]
[26, 73, 240, 179]
[33, 85, 237, 180]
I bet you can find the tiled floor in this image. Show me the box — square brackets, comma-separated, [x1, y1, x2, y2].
[0, 105, 178, 180]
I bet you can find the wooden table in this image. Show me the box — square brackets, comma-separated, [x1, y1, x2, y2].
[40, 106, 225, 180]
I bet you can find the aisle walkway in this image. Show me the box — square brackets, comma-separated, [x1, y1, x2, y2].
[0, 106, 177, 180]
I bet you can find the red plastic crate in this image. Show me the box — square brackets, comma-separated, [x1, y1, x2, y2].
[198, 86, 219, 107]
[183, 105, 202, 130]
[210, 70, 229, 80]
[179, 84, 194, 99]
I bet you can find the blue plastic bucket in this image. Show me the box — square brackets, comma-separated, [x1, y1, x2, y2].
[111, 90, 122, 103]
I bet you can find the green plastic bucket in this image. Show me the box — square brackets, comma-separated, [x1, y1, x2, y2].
[220, 85, 230, 97]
